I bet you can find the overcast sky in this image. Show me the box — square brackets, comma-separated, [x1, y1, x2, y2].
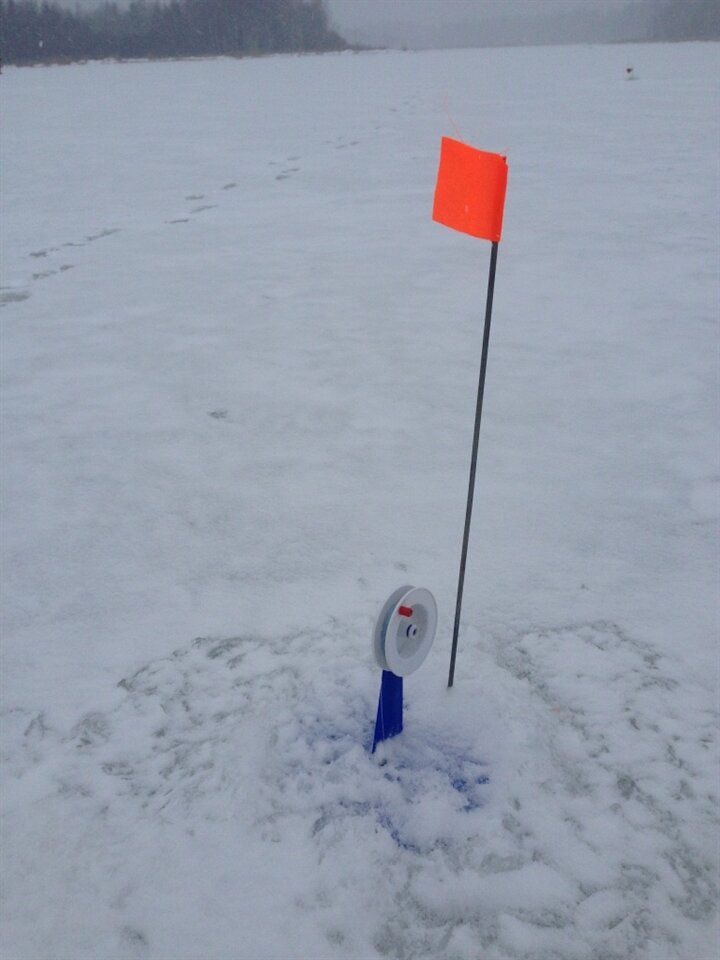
[61, 0, 664, 48]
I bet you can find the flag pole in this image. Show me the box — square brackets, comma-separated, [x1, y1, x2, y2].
[448, 240, 498, 688]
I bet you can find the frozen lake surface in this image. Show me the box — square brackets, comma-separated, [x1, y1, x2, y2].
[1, 42, 719, 960]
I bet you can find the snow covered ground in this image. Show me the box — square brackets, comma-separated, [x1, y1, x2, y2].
[1, 42, 718, 960]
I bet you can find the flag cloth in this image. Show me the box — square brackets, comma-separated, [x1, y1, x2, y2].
[432, 137, 508, 242]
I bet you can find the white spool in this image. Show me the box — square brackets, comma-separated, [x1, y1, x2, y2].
[372, 586, 438, 677]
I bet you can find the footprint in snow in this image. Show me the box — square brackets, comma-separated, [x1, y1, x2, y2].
[30, 264, 74, 282]
[85, 228, 121, 242]
[0, 288, 31, 306]
[121, 925, 150, 958]
[24, 228, 119, 268]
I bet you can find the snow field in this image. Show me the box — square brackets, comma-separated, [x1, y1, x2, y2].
[1, 42, 719, 959]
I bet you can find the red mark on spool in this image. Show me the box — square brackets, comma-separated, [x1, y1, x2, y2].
[398, 606, 413, 618]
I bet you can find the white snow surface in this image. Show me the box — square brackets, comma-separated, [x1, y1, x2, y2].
[1, 43, 719, 960]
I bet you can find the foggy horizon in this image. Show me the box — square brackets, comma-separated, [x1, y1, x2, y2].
[48, 0, 720, 50]
[327, 0, 657, 48]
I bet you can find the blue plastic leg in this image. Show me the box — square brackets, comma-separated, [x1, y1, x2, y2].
[372, 670, 403, 753]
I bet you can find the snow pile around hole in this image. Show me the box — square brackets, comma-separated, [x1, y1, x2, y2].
[3, 619, 717, 959]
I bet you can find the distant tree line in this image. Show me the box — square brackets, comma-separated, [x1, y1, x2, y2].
[482, 0, 720, 48]
[0, 0, 348, 66]
[650, 0, 720, 41]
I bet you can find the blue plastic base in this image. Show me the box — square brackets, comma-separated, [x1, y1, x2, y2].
[372, 670, 403, 753]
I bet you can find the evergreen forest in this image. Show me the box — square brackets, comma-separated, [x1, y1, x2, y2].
[0, 0, 348, 65]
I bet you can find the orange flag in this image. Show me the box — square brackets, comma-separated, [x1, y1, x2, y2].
[432, 137, 508, 243]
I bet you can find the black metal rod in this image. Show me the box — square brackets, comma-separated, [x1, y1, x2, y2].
[448, 240, 499, 688]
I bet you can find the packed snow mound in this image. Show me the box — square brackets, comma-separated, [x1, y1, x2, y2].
[3, 617, 717, 959]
